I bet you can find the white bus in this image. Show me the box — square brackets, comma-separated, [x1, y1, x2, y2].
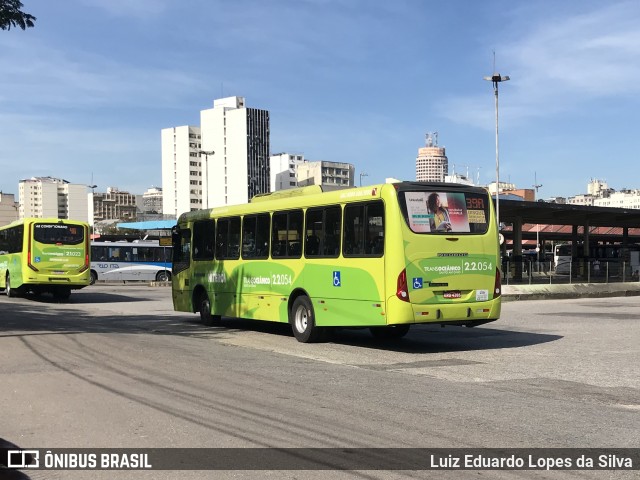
[90, 240, 172, 284]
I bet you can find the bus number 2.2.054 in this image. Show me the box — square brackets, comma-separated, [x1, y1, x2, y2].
[463, 261, 493, 272]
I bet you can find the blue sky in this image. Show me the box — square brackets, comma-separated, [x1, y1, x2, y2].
[1, 0, 640, 199]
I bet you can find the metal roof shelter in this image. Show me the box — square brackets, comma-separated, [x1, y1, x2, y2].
[499, 199, 640, 280]
[116, 220, 176, 230]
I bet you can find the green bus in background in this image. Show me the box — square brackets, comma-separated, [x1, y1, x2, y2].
[172, 182, 501, 342]
[0, 218, 91, 299]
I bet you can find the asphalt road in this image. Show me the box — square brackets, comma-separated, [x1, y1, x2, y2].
[1, 285, 639, 480]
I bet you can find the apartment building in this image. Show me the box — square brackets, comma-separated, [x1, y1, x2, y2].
[18, 176, 88, 222]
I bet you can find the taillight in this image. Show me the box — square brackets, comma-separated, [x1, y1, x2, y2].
[494, 267, 501, 297]
[79, 228, 90, 273]
[396, 268, 410, 302]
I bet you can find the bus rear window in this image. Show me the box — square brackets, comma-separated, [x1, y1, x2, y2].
[399, 190, 490, 234]
[34, 223, 85, 244]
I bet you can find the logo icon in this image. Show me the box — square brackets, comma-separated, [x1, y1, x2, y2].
[333, 271, 341, 287]
[413, 277, 423, 289]
[7, 450, 39, 468]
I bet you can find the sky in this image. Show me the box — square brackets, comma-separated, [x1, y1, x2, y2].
[1, 0, 640, 199]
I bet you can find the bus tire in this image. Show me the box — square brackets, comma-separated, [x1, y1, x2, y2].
[290, 296, 323, 343]
[156, 271, 171, 282]
[370, 324, 411, 339]
[90, 270, 98, 285]
[6, 274, 17, 298]
[199, 292, 221, 326]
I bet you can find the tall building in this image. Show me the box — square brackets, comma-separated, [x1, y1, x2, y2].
[200, 96, 270, 208]
[91, 187, 139, 223]
[0, 192, 19, 226]
[161, 96, 270, 216]
[18, 177, 88, 222]
[416, 132, 448, 182]
[296, 160, 355, 188]
[269, 153, 305, 191]
[161, 125, 202, 217]
[142, 187, 163, 214]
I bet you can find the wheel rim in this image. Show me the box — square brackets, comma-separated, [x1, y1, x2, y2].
[295, 305, 308, 333]
[201, 297, 210, 319]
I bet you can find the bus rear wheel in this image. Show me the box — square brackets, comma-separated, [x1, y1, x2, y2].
[290, 296, 324, 343]
[199, 292, 220, 326]
[90, 270, 98, 285]
[370, 324, 411, 339]
[6, 274, 17, 298]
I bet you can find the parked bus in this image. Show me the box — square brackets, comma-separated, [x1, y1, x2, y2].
[554, 242, 640, 276]
[0, 218, 90, 299]
[171, 183, 501, 342]
[90, 240, 172, 284]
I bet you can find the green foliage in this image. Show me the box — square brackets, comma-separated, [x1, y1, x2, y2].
[0, 0, 36, 31]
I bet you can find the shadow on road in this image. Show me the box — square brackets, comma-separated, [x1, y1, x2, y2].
[0, 294, 560, 354]
[1, 437, 33, 480]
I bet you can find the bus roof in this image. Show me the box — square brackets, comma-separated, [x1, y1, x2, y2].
[176, 181, 490, 225]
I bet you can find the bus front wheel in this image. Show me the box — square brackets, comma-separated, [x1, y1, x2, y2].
[290, 296, 323, 343]
[199, 292, 221, 326]
[90, 270, 98, 285]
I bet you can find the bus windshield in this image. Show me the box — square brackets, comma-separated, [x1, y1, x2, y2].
[34, 223, 85, 245]
[399, 190, 490, 234]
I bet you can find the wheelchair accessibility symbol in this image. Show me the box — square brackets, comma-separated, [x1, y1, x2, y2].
[333, 271, 341, 287]
[413, 277, 423, 289]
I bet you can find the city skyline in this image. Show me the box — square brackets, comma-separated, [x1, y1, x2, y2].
[2, 0, 640, 199]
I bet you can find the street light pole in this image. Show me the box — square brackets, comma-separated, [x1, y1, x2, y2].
[483, 71, 509, 230]
[199, 150, 215, 209]
[87, 184, 97, 228]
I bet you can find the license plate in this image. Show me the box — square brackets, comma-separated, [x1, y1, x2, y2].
[443, 290, 461, 299]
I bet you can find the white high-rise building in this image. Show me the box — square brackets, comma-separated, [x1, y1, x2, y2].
[18, 177, 88, 222]
[200, 96, 270, 208]
[161, 97, 270, 216]
[270, 153, 305, 191]
[416, 132, 448, 182]
[161, 126, 202, 217]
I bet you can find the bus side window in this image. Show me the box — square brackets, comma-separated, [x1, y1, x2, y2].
[343, 204, 365, 256]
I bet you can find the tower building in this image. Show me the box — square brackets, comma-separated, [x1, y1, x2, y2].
[416, 132, 448, 182]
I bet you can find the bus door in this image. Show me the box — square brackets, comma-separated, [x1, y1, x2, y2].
[171, 226, 192, 311]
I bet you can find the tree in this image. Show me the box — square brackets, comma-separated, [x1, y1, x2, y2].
[0, 0, 36, 31]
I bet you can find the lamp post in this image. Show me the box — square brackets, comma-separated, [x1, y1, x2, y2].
[86, 184, 97, 230]
[483, 71, 509, 230]
[199, 150, 215, 209]
[359, 172, 368, 187]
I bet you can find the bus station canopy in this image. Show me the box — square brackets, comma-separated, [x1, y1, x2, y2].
[116, 220, 177, 230]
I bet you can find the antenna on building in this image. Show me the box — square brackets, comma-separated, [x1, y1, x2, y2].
[425, 132, 438, 147]
[533, 171, 543, 200]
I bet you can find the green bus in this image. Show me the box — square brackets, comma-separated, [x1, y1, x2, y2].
[0, 218, 91, 299]
[171, 182, 501, 342]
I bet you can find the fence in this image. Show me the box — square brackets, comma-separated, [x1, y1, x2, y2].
[501, 259, 640, 285]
